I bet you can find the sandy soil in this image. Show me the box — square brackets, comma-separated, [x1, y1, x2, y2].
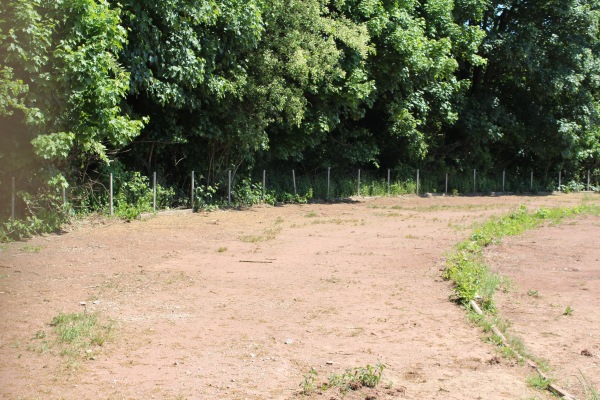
[0, 193, 597, 400]
[486, 212, 600, 399]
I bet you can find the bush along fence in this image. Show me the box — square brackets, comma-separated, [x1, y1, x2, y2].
[3, 167, 600, 222]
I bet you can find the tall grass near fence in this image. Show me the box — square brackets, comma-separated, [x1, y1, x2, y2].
[2, 165, 600, 242]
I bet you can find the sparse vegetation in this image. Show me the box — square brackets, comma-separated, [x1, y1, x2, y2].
[445, 202, 600, 396]
[30, 311, 114, 366]
[527, 373, 553, 390]
[577, 371, 599, 400]
[300, 367, 318, 395]
[300, 363, 386, 396]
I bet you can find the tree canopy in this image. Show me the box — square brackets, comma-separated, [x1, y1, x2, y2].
[1, 0, 599, 202]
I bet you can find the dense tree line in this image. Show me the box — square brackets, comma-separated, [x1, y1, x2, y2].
[1, 0, 599, 216]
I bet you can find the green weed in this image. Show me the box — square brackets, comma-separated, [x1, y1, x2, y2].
[217, 247, 228, 253]
[300, 367, 318, 395]
[325, 363, 386, 393]
[22, 244, 42, 253]
[30, 311, 115, 362]
[563, 305, 574, 316]
[577, 370, 599, 400]
[527, 373, 553, 390]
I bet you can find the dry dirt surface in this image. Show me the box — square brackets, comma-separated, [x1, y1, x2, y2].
[486, 212, 600, 399]
[0, 193, 597, 400]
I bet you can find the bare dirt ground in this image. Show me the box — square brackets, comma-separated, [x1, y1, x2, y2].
[486, 212, 600, 399]
[0, 193, 597, 400]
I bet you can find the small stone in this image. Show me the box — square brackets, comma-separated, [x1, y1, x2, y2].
[79, 301, 87, 306]
[326, 361, 334, 365]
[285, 338, 294, 345]
[250, 353, 256, 358]
[93, 300, 101, 304]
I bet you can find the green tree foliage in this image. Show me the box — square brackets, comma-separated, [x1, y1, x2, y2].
[454, 0, 600, 173]
[0, 0, 144, 222]
[2, 0, 600, 227]
[114, 0, 264, 183]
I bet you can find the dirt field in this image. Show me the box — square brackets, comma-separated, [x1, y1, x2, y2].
[0, 193, 598, 400]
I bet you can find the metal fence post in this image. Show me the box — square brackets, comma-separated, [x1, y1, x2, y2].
[109, 173, 114, 216]
[558, 170, 562, 191]
[153, 172, 157, 212]
[11, 177, 15, 220]
[416, 169, 420, 195]
[262, 170, 266, 201]
[292, 170, 297, 197]
[228, 170, 231, 205]
[445, 172, 448, 195]
[387, 169, 390, 196]
[191, 171, 194, 210]
[327, 167, 331, 198]
[357, 169, 361, 196]
[588, 170, 590, 191]
[531, 171, 534, 191]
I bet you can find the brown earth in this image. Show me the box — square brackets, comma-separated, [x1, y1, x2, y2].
[486, 212, 600, 399]
[0, 193, 598, 400]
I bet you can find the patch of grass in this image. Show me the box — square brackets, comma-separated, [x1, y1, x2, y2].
[22, 244, 42, 253]
[166, 271, 192, 285]
[310, 218, 363, 226]
[304, 211, 318, 218]
[324, 363, 386, 393]
[562, 305, 574, 316]
[30, 311, 115, 363]
[217, 247, 228, 253]
[527, 289, 540, 298]
[240, 226, 282, 242]
[300, 367, 318, 395]
[527, 373, 553, 390]
[444, 203, 600, 310]
[444, 201, 600, 394]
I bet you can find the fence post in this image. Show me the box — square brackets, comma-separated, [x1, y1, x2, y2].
[531, 171, 534, 192]
[588, 170, 590, 191]
[109, 173, 114, 216]
[445, 172, 448, 195]
[502, 170, 505, 192]
[228, 170, 232, 205]
[262, 170, 266, 202]
[327, 167, 331, 198]
[473, 169, 476, 193]
[153, 172, 157, 212]
[62, 187, 67, 208]
[292, 170, 297, 197]
[558, 170, 562, 192]
[11, 177, 15, 220]
[416, 169, 420, 195]
[357, 169, 361, 196]
[191, 171, 194, 210]
[387, 169, 390, 196]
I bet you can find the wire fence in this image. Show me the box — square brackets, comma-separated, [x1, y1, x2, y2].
[3, 167, 600, 220]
